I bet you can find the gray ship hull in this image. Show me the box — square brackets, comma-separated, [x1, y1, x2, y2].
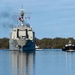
[9, 39, 35, 51]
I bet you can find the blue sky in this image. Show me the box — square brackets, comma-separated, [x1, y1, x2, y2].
[0, 0, 75, 39]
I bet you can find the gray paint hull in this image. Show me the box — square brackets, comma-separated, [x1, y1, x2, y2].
[9, 39, 35, 51]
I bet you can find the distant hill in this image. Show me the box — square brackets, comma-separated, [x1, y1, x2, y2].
[0, 37, 75, 49]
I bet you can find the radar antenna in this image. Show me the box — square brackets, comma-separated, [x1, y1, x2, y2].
[19, 5, 31, 23]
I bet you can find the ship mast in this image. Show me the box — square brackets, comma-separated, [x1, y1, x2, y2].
[19, 5, 25, 26]
[19, 5, 30, 26]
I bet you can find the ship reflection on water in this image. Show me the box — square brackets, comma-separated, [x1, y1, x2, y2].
[1, 49, 75, 75]
[65, 52, 74, 75]
[10, 51, 35, 75]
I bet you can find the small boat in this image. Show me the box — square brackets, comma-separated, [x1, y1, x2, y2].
[62, 40, 75, 52]
[35, 45, 39, 49]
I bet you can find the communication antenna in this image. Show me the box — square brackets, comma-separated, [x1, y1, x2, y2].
[19, 5, 25, 11]
[12, 5, 31, 26]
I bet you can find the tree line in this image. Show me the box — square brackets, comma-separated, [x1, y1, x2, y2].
[0, 38, 9, 49]
[0, 37, 75, 49]
[35, 37, 75, 49]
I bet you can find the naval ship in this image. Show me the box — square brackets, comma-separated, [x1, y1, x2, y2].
[9, 8, 35, 51]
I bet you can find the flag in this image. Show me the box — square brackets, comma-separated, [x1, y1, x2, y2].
[19, 17, 22, 21]
[18, 17, 23, 22]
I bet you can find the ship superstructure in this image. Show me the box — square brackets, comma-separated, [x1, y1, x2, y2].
[9, 7, 35, 51]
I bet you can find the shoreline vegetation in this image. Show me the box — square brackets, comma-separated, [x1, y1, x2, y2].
[0, 37, 75, 49]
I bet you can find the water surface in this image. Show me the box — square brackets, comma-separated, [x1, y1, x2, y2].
[0, 49, 75, 75]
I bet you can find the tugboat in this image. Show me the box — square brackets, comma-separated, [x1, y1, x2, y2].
[9, 7, 35, 51]
[62, 40, 75, 52]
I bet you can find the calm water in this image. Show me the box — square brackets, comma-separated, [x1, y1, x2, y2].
[0, 49, 75, 75]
